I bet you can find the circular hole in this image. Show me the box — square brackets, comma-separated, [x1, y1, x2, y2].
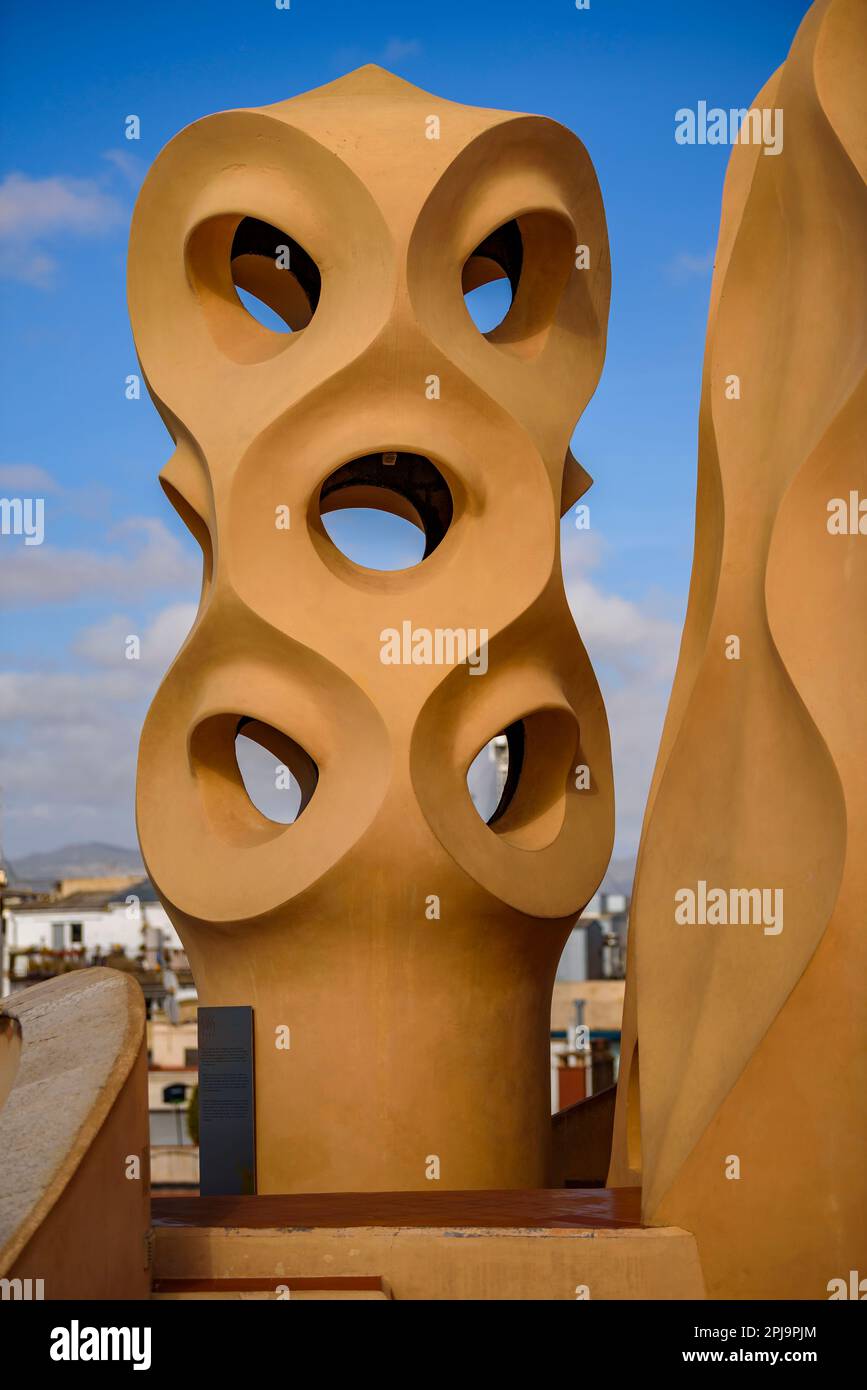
[235, 731, 301, 824]
[460, 212, 578, 356]
[186, 215, 322, 363]
[468, 735, 505, 822]
[230, 216, 321, 334]
[463, 278, 513, 333]
[462, 219, 522, 336]
[318, 452, 453, 570]
[233, 718, 318, 826]
[468, 733, 509, 822]
[190, 714, 318, 843]
[321, 509, 426, 570]
[235, 287, 292, 334]
[467, 723, 524, 825]
[467, 712, 577, 849]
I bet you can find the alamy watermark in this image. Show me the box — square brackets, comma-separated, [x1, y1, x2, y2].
[827, 491, 866, 535]
[827, 1270, 866, 1299]
[50, 1320, 151, 1371]
[0, 496, 44, 545]
[380, 621, 489, 675]
[675, 881, 784, 936]
[1, 1276, 45, 1299]
[675, 101, 783, 157]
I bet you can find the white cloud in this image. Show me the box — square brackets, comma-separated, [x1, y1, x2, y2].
[0, 691, 141, 846]
[0, 667, 142, 725]
[71, 603, 196, 671]
[563, 527, 683, 855]
[567, 572, 681, 682]
[0, 172, 124, 287]
[331, 37, 422, 73]
[0, 516, 201, 608]
[0, 172, 122, 237]
[0, 463, 59, 493]
[380, 37, 422, 64]
[0, 248, 56, 289]
[102, 148, 145, 189]
[0, 603, 195, 853]
[666, 249, 714, 282]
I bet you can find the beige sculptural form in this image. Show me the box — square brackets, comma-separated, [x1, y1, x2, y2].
[130, 66, 614, 1193]
[609, 0, 866, 1300]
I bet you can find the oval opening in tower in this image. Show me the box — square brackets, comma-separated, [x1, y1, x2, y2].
[234, 722, 316, 817]
[467, 710, 578, 850]
[234, 717, 318, 825]
[462, 219, 521, 334]
[461, 211, 577, 355]
[190, 714, 318, 845]
[318, 451, 453, 570]
[230, 216, 321, 334]
[467, 723, 523, 824]
[233, 717, 318, 822]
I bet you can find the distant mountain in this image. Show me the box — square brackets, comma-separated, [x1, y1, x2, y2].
[601, 856, 636, 899]
[5, 842, 145, 886]
[4, 840, 636, 898]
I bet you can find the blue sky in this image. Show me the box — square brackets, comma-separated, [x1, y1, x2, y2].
[0, 0, 810, 861]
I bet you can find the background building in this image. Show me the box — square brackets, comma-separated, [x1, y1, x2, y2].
[1, 845, 632, 1188]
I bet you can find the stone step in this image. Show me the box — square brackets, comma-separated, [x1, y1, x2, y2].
[151, 1190, 705, 1300]
[152, 1276, 390, 1300]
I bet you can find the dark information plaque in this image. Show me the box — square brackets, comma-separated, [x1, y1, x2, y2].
[197, 1005, 256, 1196]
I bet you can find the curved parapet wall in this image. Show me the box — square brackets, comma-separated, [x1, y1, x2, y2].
[0, 1014, 22, 1117]
[609, 0, 866, 1297]
[0, 969, 150, 1300]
